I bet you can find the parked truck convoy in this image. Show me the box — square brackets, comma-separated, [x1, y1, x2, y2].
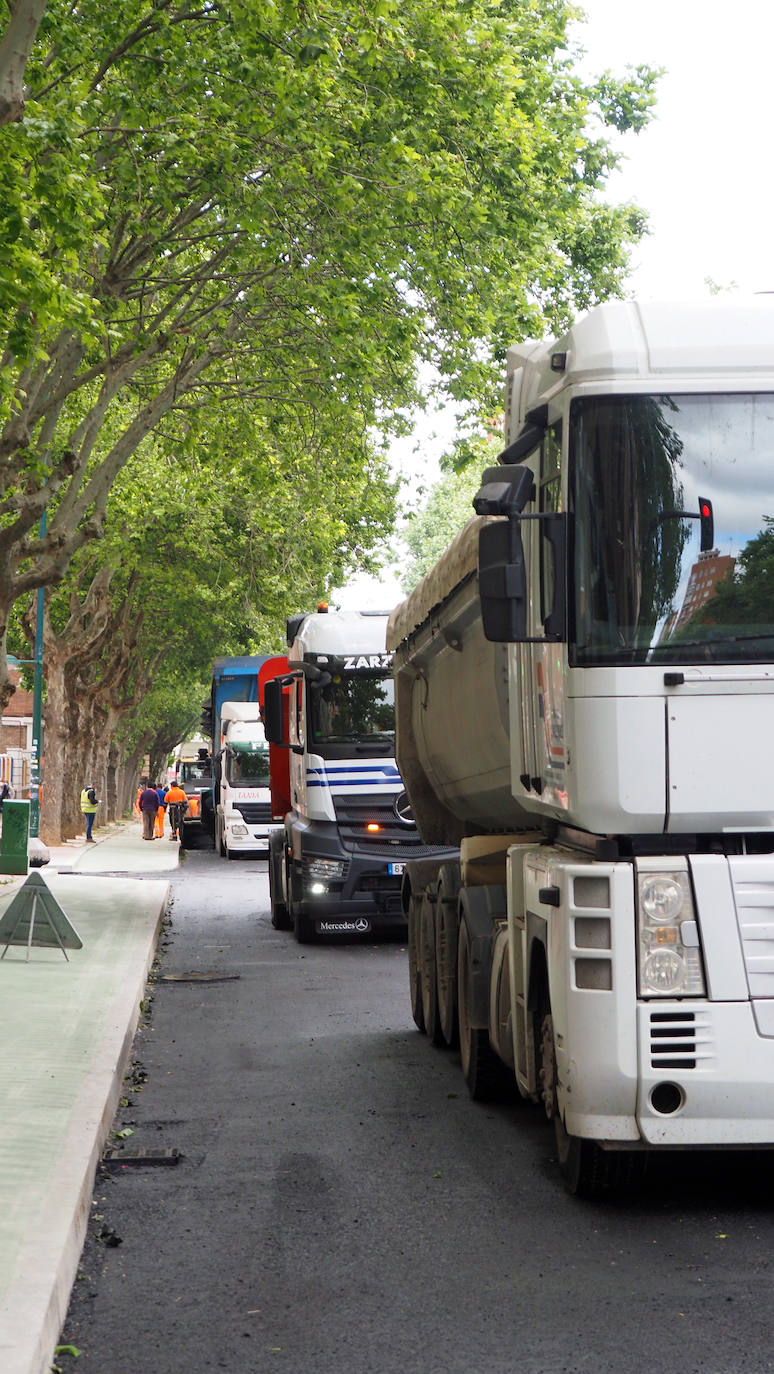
[388, 297, 774, 1195]
[205, 656, 278, 859]
[263, 605, 447, 942]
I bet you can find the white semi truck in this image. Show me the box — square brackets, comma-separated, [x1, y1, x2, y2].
[388, 297, 774, 1195]
[214, 702, 277, 859]
[263, 605, 448, 942]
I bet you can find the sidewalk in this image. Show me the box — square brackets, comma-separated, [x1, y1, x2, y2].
[0, 823, 177, 1374]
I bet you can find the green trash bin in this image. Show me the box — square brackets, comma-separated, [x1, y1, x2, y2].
[0, 799, 30, 875]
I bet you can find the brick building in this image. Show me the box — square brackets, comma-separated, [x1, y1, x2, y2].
[673, 549, 736, 631]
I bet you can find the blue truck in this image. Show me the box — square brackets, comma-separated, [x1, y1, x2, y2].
[204, 655, 278, 857]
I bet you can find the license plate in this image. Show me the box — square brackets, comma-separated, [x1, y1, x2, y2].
[388, 862, 405, 875]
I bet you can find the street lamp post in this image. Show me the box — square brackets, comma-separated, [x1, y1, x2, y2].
[29, 581, 44, 840]
[28, 504, 46, 841]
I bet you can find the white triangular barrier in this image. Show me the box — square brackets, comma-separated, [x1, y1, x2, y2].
[0, 872, 83, 961]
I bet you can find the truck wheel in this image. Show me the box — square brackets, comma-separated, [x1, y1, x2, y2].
[435, 863, 461, 1047]
[457, 917, 509, 1101]
[420, 890, 444, 1046]
[293, 907, 314, 944]
[287, 860, 314, 943]
[215, 820, 224, 857]
[269, 836, 292, 931]
[407, 890, 425, 1032]
[538, 1011, 648, 1197]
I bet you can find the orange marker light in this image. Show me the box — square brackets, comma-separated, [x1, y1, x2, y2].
[366, 823, 381, 833]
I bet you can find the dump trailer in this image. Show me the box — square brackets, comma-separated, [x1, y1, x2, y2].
[388, 297, 774, 1195]
[263, 605, 449, 942]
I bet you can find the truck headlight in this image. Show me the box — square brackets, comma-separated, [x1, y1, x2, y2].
[637, 864, 706, 998]
[230, 824, 248, 838]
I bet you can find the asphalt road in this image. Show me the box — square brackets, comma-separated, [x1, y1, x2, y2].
[59, 843, 774, 1374]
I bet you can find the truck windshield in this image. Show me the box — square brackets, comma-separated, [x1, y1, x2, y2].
[570, 393, 774, 665]
[179, 761, 212, 787]
[309, 672, 395, 753]
[226, 744, 270, 787]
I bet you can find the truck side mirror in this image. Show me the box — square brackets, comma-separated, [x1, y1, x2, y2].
[478, 520, 528, 642]
[473, 463, 535, 517]
[263, 679, 287, 747]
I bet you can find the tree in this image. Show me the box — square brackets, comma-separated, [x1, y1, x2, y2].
[400, 431, 501, 590]
[0, 0, 658, 710]
[0, 0, 47, 124]
[695, 518, 774, 630]
[21, 393, 396, 841]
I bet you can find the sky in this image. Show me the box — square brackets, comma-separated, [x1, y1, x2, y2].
[335, 0, 774, 611]
[570, 0, 774, 300]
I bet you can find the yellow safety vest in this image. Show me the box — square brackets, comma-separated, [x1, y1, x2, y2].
[80, 788, 98, 813]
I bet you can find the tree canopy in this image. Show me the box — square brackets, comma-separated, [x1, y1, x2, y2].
[0, 0, 658, 834]
[400, 431, 502, 591]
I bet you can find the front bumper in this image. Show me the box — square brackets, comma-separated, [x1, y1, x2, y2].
[297, 854, 406, 933]
[289, 820, 408, 933]
[561, 998, 774, 1148]
[635, 999, 774, 1146]
[225, 818, 281, 853]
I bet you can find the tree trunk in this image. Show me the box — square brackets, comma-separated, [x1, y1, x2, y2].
[0, 0, 47, 125]
[39, 648, 81, 844]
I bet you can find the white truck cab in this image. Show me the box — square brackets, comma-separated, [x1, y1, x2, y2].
[389, 297, 774, 1195]
[214, 702, 278, 859]
[263, 606, 450, 941]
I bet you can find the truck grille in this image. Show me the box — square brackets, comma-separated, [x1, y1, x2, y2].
[332, 797, 431, 855]
[648, 1008, 717, 1072]
[729, 860, 774, 999]
[649, 1011, 698, 1070]
[235, 802, 274, 824]
[358, 875, 402, 893]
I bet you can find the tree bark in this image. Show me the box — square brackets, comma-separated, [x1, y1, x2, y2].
[0, 0, 47, 124]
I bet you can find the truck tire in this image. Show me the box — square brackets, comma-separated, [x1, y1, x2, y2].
[269, 834, 292, 931]
[435, 862, 461, 1047]
[293, 907, 314, 944]
[538, 1011, 648, 1198]
[215, 819, 224, 857]
[407, 890, 425, 1032]
[420, 889, 444, 1046]
[287, 859, 314, 943]
[457, 916, 510, 1101]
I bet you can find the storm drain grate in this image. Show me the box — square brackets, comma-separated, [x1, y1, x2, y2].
[102, 1147, 182, 1166]
[159, 972, 240, 983]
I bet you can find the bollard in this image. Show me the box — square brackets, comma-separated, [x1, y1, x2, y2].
[0, 799, 30, 875]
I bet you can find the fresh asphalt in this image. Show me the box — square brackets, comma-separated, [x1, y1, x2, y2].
[48, 841, 774, 1374]
[0, 822, 174, 1374]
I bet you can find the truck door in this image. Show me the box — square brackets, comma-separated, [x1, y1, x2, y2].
[665, 675, 774, 831]
[520, 421, 569, 811]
